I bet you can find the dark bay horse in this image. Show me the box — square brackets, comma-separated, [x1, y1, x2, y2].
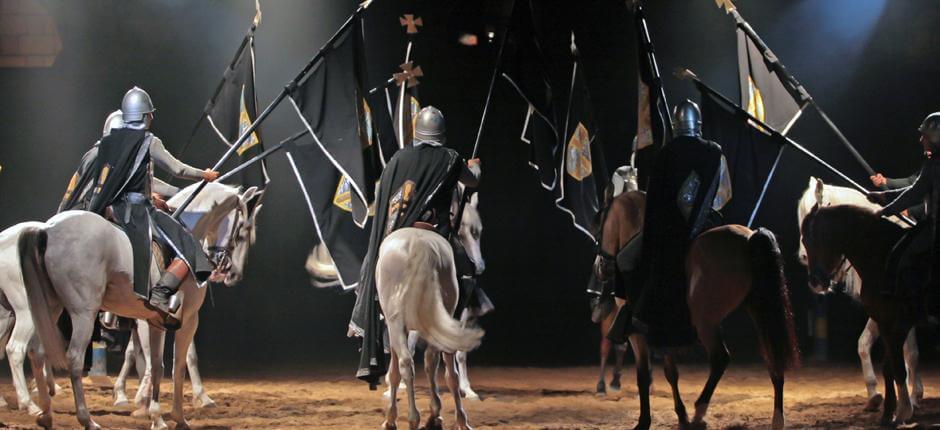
[597, 190, 799, 430]
[801, 200, 916, 425]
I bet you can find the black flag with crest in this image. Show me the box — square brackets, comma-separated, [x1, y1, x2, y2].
[285, 15, 380, 289]
[737, 27, 805, 132]
[196, 3, 269, 192]
[700, 86, 784, 226]
[502, 0, 559, 190]
[556, 52, 607, 240]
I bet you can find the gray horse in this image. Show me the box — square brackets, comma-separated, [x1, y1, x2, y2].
[18, 182, 260, 430]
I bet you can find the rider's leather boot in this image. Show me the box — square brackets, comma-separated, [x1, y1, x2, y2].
[148, 271, 182, 330]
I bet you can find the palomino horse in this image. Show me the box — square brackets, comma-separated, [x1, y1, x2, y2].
[597, 190, 799, 430]
[376, 224, 484, 430]
[797, 177, 923, 410]
[801, 197, 917, 425]
[18, 182, 259, 430]
[111, 183, 262, 417]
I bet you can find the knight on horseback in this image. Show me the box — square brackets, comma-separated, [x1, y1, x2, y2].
[631, 99, 731, 348]
[869, 112, 940, 317]
[350, 105, 481, 386]
[58, 87, 220, 329]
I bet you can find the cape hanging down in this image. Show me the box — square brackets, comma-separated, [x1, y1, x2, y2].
[61, 128, 151, 214]
[350, 143, 460, 385]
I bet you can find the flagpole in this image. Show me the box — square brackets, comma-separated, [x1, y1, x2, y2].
[634, 1, 673, 134]
[172, 0, 373, 220]
[679, 68, 915, 227]
[215, 129, 309, 184]
[722, 2, 881, 183]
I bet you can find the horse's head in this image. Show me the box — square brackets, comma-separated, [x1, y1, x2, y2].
[800, 201, 850, 295]
[797, 177, 830, 266]
[453, 185, 485, 276]
[212, 186, 263, 287]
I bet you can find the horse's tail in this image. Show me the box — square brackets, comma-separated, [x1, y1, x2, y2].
[746, 227, 800, 375]
[396, 236, 483, 354]
[17, 226, 68, 369]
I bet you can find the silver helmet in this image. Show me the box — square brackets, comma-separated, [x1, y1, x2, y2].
[673, 99, 702, 137]
[919, 111, 940, 146]
[121, 86, 155, 123]
[414, 106, 446, 144]
[102, 109, 124, 137]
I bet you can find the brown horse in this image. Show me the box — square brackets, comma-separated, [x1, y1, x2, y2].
[597, 190, 799, 430]
[801, 200, 916, 425]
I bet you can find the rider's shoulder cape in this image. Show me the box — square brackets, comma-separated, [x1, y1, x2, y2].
[61, 128, 150, 215]
[349, 143, 460, 385]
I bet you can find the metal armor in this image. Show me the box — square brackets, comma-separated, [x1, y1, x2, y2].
[102, 109, 124, 137]
[673, 99, 702, 138]
[414, 106, 446, 145]
[919, 111, 940, 147]
[121, 86, 155, 123]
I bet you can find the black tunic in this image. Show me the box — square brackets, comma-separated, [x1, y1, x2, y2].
[633, 135, 723, 348]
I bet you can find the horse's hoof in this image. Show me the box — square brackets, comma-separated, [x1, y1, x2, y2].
[424, 416, 444, 430]
[194, 394, 217, 409]
[174, 419, 191, 430]
[595, 380, 606, 397]
[632, 417, 652, 430]
[150, 417, 168, 430]
[36, 412, 52, 430]
[86, 419, 102, 430]
[114, 398, 130, 408]
[462, 389, 481, 402]
[27, 402, 42, 417]
[132, 406, 149, 417]
[865, 393, 884, 412]
[610, 374, 622, 391]
[690, 421, 708, 430]
[381, 421, 397, 430]
[771, 411, 785, 430]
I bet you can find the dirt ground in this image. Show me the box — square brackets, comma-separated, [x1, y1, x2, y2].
[0, 364, 938, 429]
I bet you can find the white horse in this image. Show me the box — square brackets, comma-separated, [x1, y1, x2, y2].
[19, 182, 259, 430]
[307, 188, 488, 402]
[376, 219, 484, 430]
[797, 177, 924, 410]
[111, 183, 262, 415]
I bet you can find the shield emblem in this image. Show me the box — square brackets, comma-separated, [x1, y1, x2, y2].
[565, 122, 592, 181]
[333, 176, 353, 212]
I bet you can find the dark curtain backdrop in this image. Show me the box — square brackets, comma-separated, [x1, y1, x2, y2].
[0, 0, 937, 372]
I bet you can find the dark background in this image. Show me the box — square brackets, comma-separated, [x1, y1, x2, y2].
[0, 0, 938, 373]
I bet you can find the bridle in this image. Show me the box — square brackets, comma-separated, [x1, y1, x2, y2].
[207, 206, 245, 274]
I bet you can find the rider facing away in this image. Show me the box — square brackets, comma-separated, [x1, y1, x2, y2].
[869, 112, 940, 317]
[869, 126, 931, 220]
[59, 87, 219, 329]
[350, 106, 481, 386]
[631, 100, 731, 348]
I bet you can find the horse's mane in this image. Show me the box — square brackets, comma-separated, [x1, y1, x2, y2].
[815, 204, 903, 247]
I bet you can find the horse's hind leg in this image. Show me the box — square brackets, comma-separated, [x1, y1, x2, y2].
[612, 340, 626, 391]
[881, 361, 898, 426]
[886, 330, 913, 424]
[187, 342, 216, 408]
[629, 334, 652, 430]
[663, 354, 689, 428]
[383, 348, 401, 430]
[597, 313, 613, 395]
[65, 311, 101, 430]
[27, 348, 51, 428]
[423, 346, 444, 430]
[389, 319, 419, 430]
[903, 327, 923, 407]
[7, 315, 40, 415]
[858, 318, 883, 411]
[692, 326, 729, 427]
[170, 315, 199, 429]
[444, 351, 472, 430]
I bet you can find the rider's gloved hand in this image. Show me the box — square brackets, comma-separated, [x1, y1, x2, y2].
[203, 169, 220, 182]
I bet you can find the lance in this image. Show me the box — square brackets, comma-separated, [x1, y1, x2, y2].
[179, 0, 263, 157]
[678, 68, 915, 227]
[634, 0, 673, 139]
[215, 128, 309, 184]
[173, 0, 374, 220]
[452, 11, 512, 234]
[716, 0, 881, 184]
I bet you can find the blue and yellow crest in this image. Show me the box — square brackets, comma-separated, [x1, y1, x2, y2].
[236, 84, 261, 156]
[333, 175, 353, 213]
[565, 122, 592, 181]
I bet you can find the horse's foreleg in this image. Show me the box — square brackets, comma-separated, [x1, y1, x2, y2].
[881, 361, 897, 426]
[692, 327, 729, 426]
[612, 340, 626, 391]
[886, 330, 913, 424]
[133, 320, 152, 411]
[444, 352, 471, 430]
[65, 312, 100, 430]
[186, 342, 215, 408]
[663, 354, 689, 428]
[423, 346, 443, 430]
[113, 329, 138, 407]
[457, 312, 479, 401]
[858, 318, 882, 411]
[629, 334, 652, 430]
[146, 327, 168, 430]
[903, 327, 923, 407]
[7, 315, 39, 415]
[169, 316, 197, 429]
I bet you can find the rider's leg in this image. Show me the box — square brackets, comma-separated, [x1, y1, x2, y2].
[149, 259, 189, 313]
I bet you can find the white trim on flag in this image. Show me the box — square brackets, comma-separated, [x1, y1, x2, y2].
[286, 151, 358, 291]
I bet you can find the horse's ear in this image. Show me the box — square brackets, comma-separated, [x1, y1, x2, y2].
[470, 191, 479, 207]
[814, 178, 825, 203]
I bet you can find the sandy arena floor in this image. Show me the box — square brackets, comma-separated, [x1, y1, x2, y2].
[0, 364, 938, 429]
